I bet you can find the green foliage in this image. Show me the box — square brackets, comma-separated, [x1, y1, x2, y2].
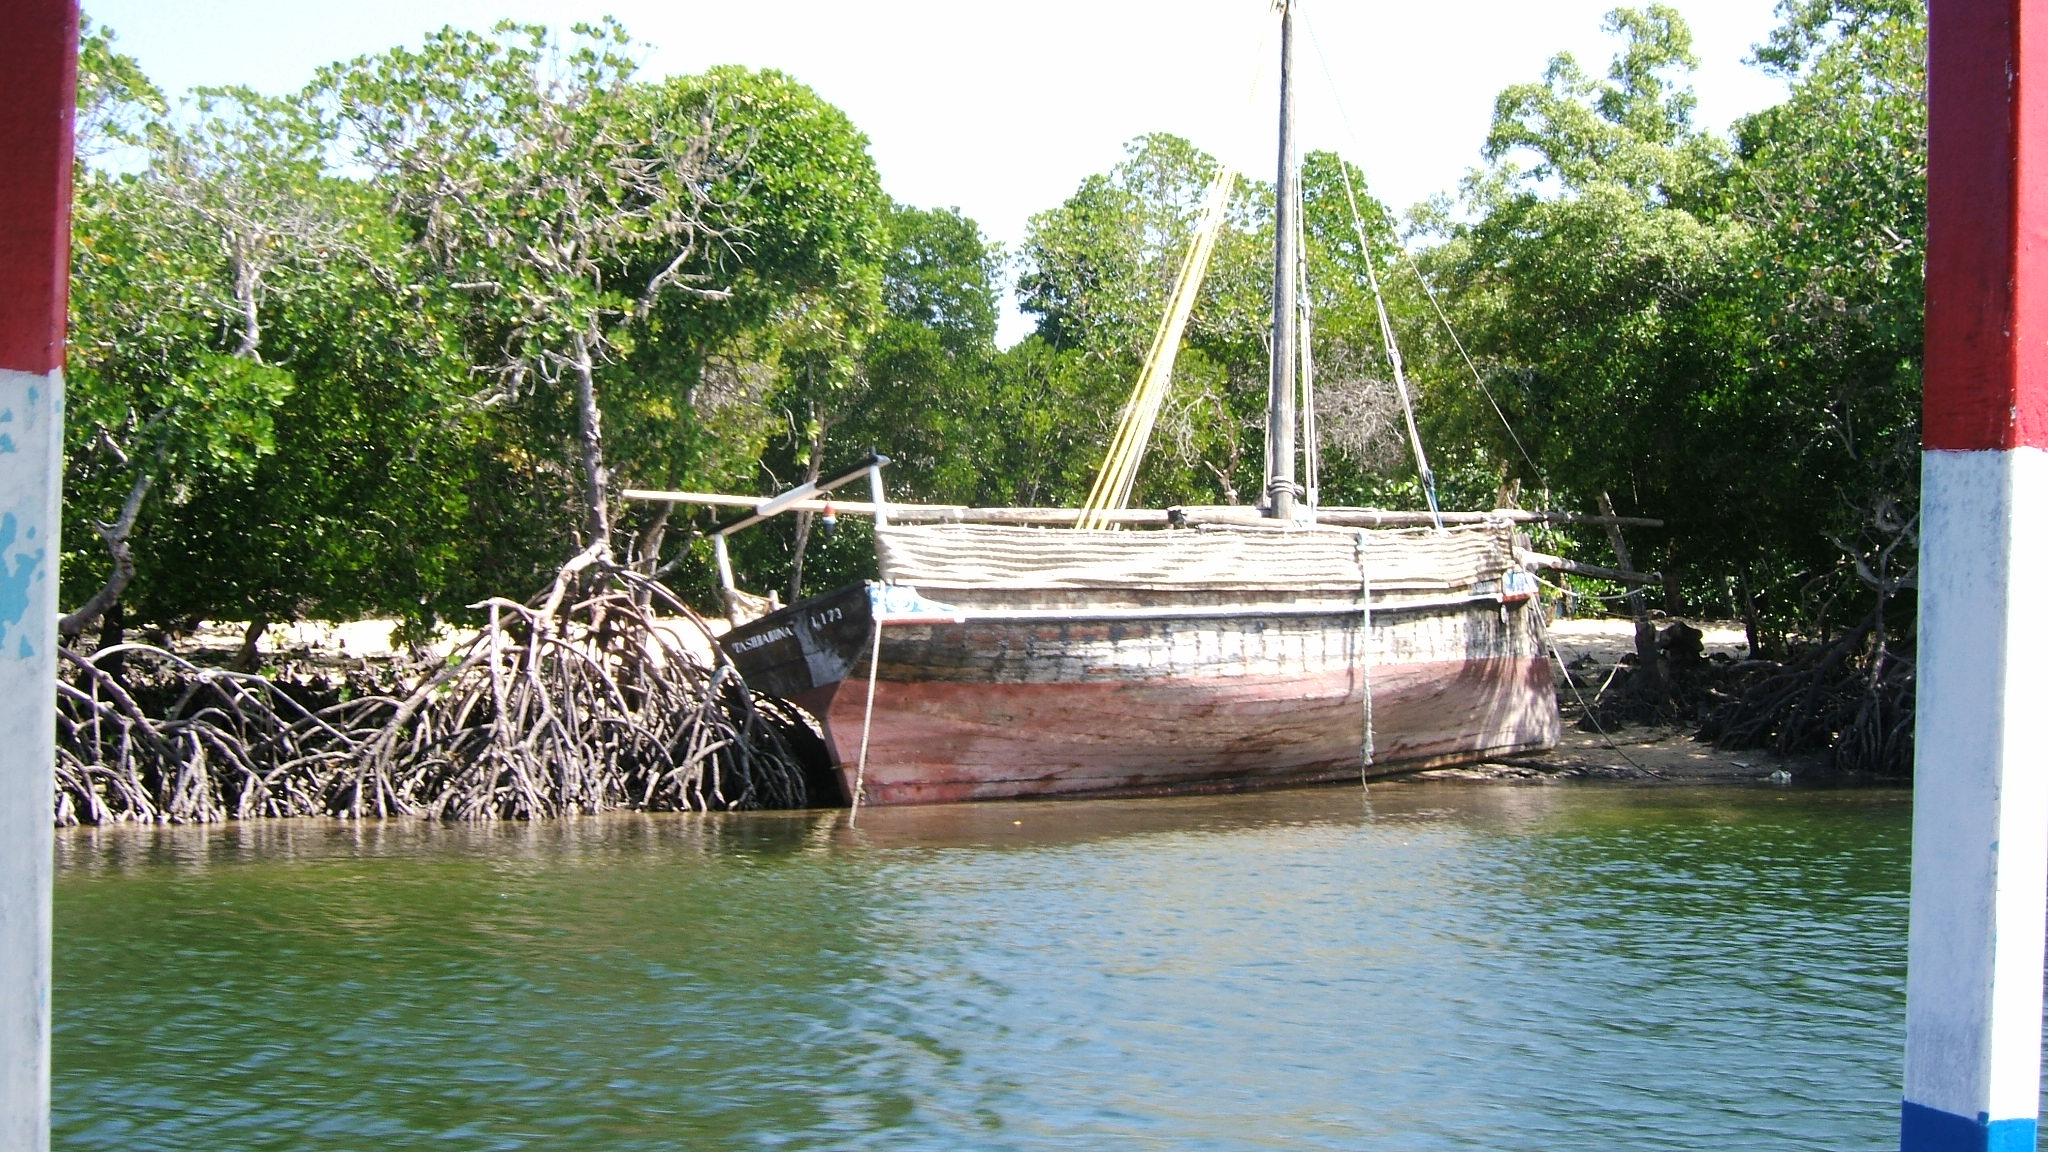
[1424, 2, 1926, 635]
[1014, 132, 1434, 511]
[74, 16, 163, 156]
[65, 3, 1932, 652]
[605, 66, 890, 565]
[66, 71, 483, 630]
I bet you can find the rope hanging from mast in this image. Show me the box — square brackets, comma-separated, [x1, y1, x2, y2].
[1334, 158, 1443, 529]
[1300, 10, 1544, 497]
[1297, 165, 1320, 520]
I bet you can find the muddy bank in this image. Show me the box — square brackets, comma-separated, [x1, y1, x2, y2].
[1412, 617, 1821, 786]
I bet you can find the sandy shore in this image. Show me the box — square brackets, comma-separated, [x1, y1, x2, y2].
[1410, 616, 1818, 786]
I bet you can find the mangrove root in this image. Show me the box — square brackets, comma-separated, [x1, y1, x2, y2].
[54, 558, 823, 825]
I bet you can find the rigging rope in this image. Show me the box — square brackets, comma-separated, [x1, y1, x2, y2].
[1298, 174, 1321, 520]
[1300, 12, 1546, 490]
[1336, 159, 1442, 529]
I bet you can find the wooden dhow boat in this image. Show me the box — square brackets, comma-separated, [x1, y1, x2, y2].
[626, 485, 1623, 806]
[716, 505, 1557, 806]
[629, 2, 1652, 806]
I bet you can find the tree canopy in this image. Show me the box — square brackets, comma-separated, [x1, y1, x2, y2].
[65, 3, 1929, 658]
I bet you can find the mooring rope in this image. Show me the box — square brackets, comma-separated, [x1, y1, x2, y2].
[1540, 616, 1659, 779]
[850, 600, 885, 824]
[1355, 531, 1376, 782]
[1300, 11, 1542, 498]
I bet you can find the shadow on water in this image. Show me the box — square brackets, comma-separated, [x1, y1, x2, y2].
[53, 782, 1923, 1151]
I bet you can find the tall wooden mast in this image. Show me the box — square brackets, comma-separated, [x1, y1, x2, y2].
[1265, 0, 1299, 519]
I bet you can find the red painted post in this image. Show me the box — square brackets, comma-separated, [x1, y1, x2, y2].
[0, 2, 76, 1150]
[0, 0, 78, 376]
[1904, 0, 2048, 1148]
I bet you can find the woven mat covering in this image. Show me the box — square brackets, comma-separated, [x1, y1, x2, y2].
[875, 523, 1512, 592]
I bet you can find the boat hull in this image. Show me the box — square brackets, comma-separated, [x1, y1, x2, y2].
[723, 583, 1560, 806]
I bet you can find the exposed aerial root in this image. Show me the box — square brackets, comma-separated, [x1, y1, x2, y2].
[54, 554, 822, 826]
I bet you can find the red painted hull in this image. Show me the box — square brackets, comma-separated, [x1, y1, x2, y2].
[728, 591, 1563, 806]
[797, 653, 1557, 805]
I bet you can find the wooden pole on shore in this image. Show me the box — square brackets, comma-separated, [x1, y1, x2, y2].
[0, 3, 75, 1149]
[1902, 2, 2048, 1148]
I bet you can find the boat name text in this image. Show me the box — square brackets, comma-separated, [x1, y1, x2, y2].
[728, 625, 794, 653]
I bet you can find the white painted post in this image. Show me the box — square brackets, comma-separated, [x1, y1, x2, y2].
[0, 3, 76, 1151]
[866, 462, 888, 530]
[1901, 3, 2048, 1149]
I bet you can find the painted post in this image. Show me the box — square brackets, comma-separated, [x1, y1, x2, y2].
[0, 2, 76, 1150]
[1902, 1, 2048, 1149]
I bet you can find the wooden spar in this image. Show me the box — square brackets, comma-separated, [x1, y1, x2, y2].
[1267, 507, 1664, 529]
[706, 452, 887, 539]
[621, 489, 1663, 530]
[1265, 0, 1298, 520]
[1513, 550, 1660, 586]
[1597, 491, 1662, 692]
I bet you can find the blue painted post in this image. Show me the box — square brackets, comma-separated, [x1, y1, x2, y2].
[0, 2, 76, 1150]
[1902, 1, 2048, 1149]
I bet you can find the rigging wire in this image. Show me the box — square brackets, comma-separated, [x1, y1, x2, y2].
[1338, 159, 1442, 529]
[1295, 120, 1320, 519]
[1077, 12, 1278, 529]
[1299, 11, 1546, 491]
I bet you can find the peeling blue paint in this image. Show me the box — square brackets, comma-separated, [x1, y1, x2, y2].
[0, 434, 14, 454]
[0, 513, 46, 658]
[1901, 1101, 2038, 1151]
[17, 636, 29, 659]
[0, 407, 14, 421]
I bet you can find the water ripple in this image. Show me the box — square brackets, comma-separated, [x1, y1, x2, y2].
[52, 785, 1923, 1151]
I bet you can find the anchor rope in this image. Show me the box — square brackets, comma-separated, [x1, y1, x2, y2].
[850, 595, 884, 824]
[1539, 610, 1658, 778]
[1355, 531, 1376, 781]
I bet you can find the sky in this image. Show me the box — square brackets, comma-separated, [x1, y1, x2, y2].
[84, 0, 1793, 343]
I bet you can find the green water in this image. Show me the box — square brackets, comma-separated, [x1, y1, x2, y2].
[53, 783, 1918, 1150]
